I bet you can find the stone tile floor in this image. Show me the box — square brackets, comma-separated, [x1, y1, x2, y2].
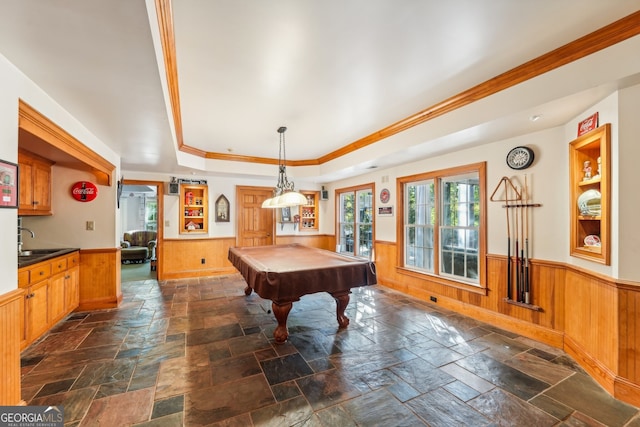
[21, 273, 640, 426]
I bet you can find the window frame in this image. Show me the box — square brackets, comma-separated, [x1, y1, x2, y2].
[335, 183, 375, 258]
[397, 162, 487, 293]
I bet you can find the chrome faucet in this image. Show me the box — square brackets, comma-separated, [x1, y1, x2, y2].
[17, 226, 35, 254]
[18, 226, 35, 238]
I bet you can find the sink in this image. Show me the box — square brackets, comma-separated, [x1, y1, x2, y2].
[18, 248, 78, 267]
[18, 249, 66, 258]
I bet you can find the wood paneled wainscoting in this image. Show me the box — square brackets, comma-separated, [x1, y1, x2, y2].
[275, 234, 335, 251]
[374, 240, 640, 407]
[160, 235, 336, 280]
[78, 248, 122, 311]
[0, 289, 25, 405]
[161, 238, 237, 280]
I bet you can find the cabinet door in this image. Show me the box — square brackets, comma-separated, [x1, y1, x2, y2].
[48, 272, 66, 324]
[65, 266, 80, 313]
[27, 280, 49, 342]
[18, 161, 34, 211]
[32, 162, 52, 213]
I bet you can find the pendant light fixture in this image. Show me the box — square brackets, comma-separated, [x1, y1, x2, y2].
[261, 126, 308, 208]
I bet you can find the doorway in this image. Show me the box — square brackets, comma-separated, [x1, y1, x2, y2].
[120, 180, 164, 281]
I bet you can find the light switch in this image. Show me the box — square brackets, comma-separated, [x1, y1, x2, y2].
[86, 221, 95, 231]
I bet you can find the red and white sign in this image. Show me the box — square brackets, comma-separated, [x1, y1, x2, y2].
[577, 112, 598, 137]
[71, 181, 98, 202]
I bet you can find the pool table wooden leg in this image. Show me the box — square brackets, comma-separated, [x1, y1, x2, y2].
[272, 301, 293, 343]
[332, 291, 351, 328]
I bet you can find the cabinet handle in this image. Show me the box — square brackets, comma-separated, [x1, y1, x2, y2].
[39, 271, 44, 275]
[33, 201, 39, 205]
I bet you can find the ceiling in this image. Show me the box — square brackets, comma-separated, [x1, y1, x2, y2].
[0, 1, 639, 183]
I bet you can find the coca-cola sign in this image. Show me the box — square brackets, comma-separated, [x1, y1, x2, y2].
[577, 112, 598, 137]
[71, 181, 98, 202]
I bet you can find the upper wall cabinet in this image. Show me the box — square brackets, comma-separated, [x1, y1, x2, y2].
[180, 183, 208, 234]
[569, 123, 610, 264]
[18, 149, 53, 216]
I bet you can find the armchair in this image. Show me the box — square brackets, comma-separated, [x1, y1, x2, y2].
[121, 230, 157, 263]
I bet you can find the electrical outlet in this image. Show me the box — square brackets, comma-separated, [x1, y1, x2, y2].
[86, 221, 95, 231]
[430, 296, 437, 303]
[201, 258, 206, 264]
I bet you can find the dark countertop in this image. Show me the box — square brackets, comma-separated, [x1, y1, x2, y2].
[18, 248, 80, 268]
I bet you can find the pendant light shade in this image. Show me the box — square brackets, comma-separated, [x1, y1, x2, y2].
[261, 126, 307, 208]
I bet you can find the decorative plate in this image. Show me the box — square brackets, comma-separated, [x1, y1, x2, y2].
[584, 235, 601, 247]
[379, 188, 390, 204]
[577, 189, 601, 216]
[506, 146, 534, 170]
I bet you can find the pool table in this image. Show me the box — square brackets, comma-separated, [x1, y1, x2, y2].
[228, 244, 377, 343]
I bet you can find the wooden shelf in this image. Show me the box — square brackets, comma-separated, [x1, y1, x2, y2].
[180, 184, 208, 234]
[300, 191, 319, 230]
[569, 124, 610, 264]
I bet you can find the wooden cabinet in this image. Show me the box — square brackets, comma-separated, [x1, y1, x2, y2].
[18, 149, 53, 216]
[25, 280, 49, 345]
[299, 191, 319, 230]
[65, 264, 80, 311]
[18, 251, 80, 349]
[180, 184, 208, 234]
[569, 123, 610, 264]
[48, 271, 66, 325]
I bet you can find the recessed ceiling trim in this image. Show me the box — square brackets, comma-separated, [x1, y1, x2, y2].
[154, 2, 640, 167]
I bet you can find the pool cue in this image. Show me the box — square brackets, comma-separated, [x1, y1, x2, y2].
[520, 187, 525, 303]
[524, 176, 531, 304]
[505, 180, 512, 300]
[514, 191, 520, 302]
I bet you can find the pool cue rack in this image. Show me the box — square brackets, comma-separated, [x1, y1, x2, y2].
[490, 176, 542, 311]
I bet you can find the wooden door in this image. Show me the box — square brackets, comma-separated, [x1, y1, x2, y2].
[48, 271, 66, 324]
[65, 266, 80, 313]
[236, 186, 274, 247]
[18, 161, 34, 211]
[32, 162, 52, 213]
[27, 280, 49, 342]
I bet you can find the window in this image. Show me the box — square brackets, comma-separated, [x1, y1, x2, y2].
[337, 185, 374, 258]
[400, 163, 485, 287]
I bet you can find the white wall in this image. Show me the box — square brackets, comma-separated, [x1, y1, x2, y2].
[0, 54, 20, 295]
[617, 84, 640, 282]
[564, 92, 619, 277]
[327, 87, 639, 281]
[22, 167, 117, 250]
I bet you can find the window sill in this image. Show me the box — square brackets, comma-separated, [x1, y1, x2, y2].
[396, 267, 488, 296]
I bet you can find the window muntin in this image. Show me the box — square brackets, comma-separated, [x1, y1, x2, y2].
[401, 165, 484, 286]
[405, 180, 435, 271]
[337, 186, 373, 258]
[439, 174, 480, 282]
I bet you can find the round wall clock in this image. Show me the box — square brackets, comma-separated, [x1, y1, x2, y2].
[506, 146, 534, 170]
[379, 188, 390, 204]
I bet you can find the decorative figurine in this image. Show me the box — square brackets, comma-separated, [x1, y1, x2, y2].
[583, 160, 592, 181]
